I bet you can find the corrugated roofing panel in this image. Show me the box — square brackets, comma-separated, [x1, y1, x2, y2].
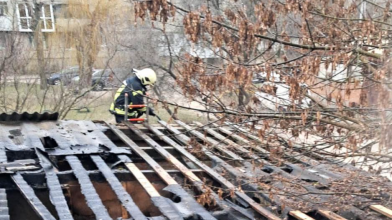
[0, 112, 58, 122]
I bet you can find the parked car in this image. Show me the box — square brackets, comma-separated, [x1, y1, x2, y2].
[71, 69, 116, 91]
[71, 68, 133, 91]
[254, 72, 312, 111]
[91, 69, 114, 91]
[47, 66, 80, 85]
[110, 68, 133, 86]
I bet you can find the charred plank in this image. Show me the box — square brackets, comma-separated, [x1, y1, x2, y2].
[90, 155, 147, 220]
[175, 120, 243, 161]
[159, 121, 281, 220]
[107, 123, 215, 220]
[66, 156, 111, 220]
[126, 122, 224, 218]
[12, 173, 56, 220]
[0, 189, 9, 220]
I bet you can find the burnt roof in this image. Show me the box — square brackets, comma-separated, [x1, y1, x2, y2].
[0, 118, 391, 220]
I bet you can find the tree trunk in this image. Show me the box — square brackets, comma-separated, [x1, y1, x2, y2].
[76, 41, 93, 89]
[76, 23, 99, 89]
[238, 86, 250, 110]
[33, 2, 47, 90]
[35, 31, 46, 90]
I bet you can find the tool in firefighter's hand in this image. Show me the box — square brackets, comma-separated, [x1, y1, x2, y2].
[155, 115, 162, 121]
[123, 94, 161, 123]
[124, 93, 129, 122]
[128, 104, 147, 108]
[146, 95, 150, 125]
[147, 107, 162, 121]
[128, 118, 145, 122]
[124, 93, 147, 123]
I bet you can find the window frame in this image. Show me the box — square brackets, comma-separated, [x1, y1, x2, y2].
[16, 3, 32, 32]
[40, 4, 55, 32]
[16, 3, 55, 32]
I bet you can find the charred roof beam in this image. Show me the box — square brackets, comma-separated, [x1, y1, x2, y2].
[66, 156, 111, 220]
[0, 189, 10, 220]
[106, 122, 217, 220]
[12, 173, 56, 220]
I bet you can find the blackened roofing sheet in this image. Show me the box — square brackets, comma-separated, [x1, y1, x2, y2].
[0, 112, 59, 122]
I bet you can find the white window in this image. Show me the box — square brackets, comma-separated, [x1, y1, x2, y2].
[0, 2, 8, 16]
[17, 3, 32, 31]
[41, 4, 55, 32]
[16, 4, 55, 32]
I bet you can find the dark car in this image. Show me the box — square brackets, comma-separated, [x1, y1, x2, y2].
[71, 69, 125, 91]
[47, 67, 80, 85]
[91, 69, 114, 91]
[68, 67, 132, 91]
[109, 68, 133, 86]
[90, 68, 133, 90]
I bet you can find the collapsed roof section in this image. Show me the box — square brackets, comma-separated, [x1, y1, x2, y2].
[0, 114, 391, 220]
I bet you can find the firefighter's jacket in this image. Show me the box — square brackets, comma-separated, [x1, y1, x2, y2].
[109, 76, 147, 118]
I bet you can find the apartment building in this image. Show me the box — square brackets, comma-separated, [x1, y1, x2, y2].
[0, 0, 63, 48]
[0, 0, 142, 73]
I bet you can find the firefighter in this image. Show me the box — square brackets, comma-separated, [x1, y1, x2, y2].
[109, 68, 157, 123]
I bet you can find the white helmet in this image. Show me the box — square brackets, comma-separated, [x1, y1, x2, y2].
[134, 68, 157, 86]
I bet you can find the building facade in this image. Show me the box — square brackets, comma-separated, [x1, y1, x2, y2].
[0, 0, 141, 74]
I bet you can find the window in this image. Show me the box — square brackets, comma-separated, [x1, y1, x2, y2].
[41, 4, 55, 32]
[17, 4, 32, 31]
[17, 3, 55, 32]
[0, 2, 7, 16]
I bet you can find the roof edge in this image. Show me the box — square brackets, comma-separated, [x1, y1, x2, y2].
[0, 112, 59, 122]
